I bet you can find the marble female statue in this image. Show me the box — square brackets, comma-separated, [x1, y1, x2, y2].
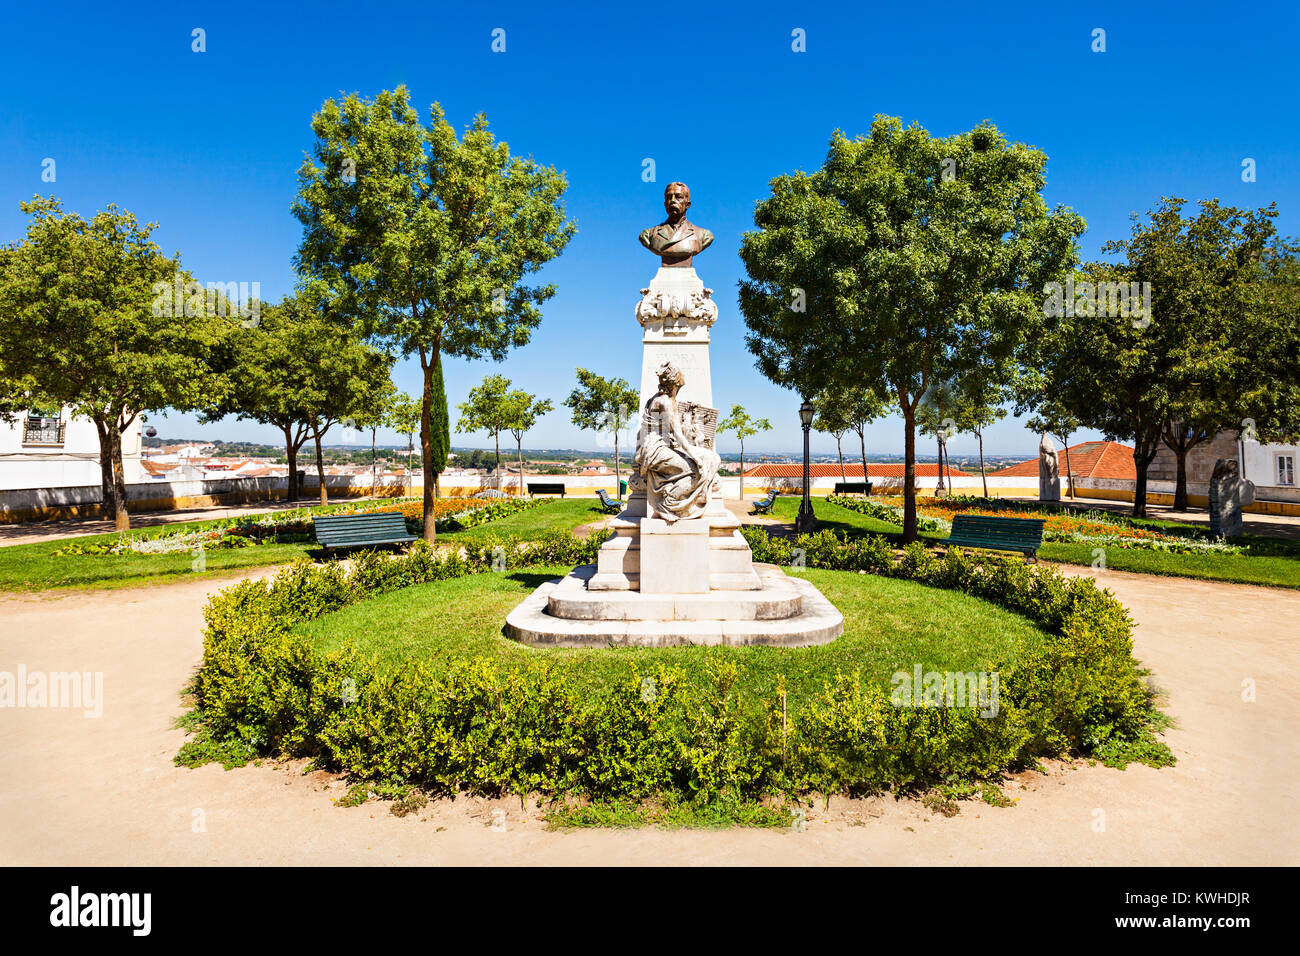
[634, 361, 720, 521]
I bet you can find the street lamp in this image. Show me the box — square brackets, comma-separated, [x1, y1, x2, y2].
[796, 399, 817, 534]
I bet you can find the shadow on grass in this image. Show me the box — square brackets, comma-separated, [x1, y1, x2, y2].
[504, 570, 564, 589]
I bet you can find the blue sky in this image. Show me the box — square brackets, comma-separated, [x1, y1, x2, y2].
[2, 0, 1296, 458]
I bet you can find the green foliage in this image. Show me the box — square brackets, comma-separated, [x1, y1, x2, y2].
[0, 197, 237, 527]
[563, 368, 640, 494]
[1025, 198, 1290, 515]
[738, 116, 1085, 541]
[179, 525, 1169, 810]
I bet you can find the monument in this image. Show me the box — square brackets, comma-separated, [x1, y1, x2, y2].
[1208, 458, 1253, 538]
[1038, 433, 1061, 502]
[505, 183, 844, 647]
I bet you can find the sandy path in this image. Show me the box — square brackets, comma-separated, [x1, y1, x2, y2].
[1, 563, 1296, 865]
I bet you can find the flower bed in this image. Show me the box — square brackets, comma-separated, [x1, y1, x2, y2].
[176, 526, 1170, 809]
[53, 496, 544, 557]
[826, 494, 1243, 554]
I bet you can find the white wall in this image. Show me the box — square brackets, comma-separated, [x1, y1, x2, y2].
[0, 409, 143, 491]
[1242, 440, 1300, 501]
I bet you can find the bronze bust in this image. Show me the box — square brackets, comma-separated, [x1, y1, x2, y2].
[639, 182, 714, 268]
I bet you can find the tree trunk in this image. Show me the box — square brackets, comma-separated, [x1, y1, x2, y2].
[1134, 458, 1149, 519]
[494, 433, 502, 490]
[837, 436, 846, 483]
[739, 443, 745, 501]
[371, 426, 377, 498]
[902, 403, 918, 542]
[977, 427, 988, 498]
[858, 428, 868, 494]
[1172, 447, 1190, 511]
[420, 358, 437, 543]
[517, 435, 525, 495]
[95, 416, 131, 531]
[283, 425, 298, 503]
[314, 430, 327, 506]
[614, 427, 622, 500]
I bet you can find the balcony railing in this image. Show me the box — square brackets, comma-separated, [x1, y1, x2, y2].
[23, 417, 66, 445]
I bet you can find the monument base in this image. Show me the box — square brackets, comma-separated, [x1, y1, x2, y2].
[504, 563, 844, 648]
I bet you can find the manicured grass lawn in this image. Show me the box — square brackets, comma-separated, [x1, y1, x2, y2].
[769, 496, 1300, 589]
[0, 498, 607, 592]
[294, 564, 1047, 708]
[438, 498, 606, 543]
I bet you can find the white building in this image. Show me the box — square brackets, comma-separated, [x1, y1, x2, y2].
[0, 407, 144, 491]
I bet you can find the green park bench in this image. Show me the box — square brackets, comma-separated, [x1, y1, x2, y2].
[596, 489, 622, 514]
[750, 489, 779, 515]
[527, 482, 566, 497]
[833, 481, 872, 495]
[941, 514, 1045, 562]
[312, 512, 417, 555]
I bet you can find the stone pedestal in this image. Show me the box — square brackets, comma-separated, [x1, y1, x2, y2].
[639, 518, 709, 593]
[504, 218, 842, 649]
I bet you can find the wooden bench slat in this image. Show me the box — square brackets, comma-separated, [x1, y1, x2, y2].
[942, 514, 1044, 560]
[312, 512, 416, 551]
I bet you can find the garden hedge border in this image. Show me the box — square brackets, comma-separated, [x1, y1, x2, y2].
[178, 526, 1170, 805]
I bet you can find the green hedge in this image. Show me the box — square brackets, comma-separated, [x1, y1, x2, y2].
[179, 526, 1169, 804]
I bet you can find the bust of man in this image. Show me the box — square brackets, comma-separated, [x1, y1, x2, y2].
[639, 182, 714, 268]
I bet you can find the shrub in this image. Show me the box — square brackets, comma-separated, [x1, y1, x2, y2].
[179, 526, 1170, 806]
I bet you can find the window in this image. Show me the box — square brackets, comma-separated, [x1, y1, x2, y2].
[1277, 455, 1295, 487]
[22, 410, 65, 445]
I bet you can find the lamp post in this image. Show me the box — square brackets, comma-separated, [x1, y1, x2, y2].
[795, 399, 817, 534]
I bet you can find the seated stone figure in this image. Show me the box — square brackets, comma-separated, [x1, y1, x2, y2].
[634, 362, 720, 522]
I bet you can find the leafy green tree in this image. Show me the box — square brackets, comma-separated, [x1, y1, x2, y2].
[563, 368, 640, 498]
[457, 374, 514, 485]
[718, 404, 772, 499]
[504, 390, 554, 493]
[387, 390, 423, 483]
[946, 373, 1008, 497]
[1031, 199, 1283, 516]
[342, 377, 399, 496]
[738, 117, 1083, 539]
[201, 298, 312, 501]
[812, 402, 851, 483]
[0, 198, 234, 529]
[293, 86, 575, 540]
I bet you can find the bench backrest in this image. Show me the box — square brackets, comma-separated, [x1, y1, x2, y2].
[949, 514, 1045, 544]
[313, 511, 413, 545]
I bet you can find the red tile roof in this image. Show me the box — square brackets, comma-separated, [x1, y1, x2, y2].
[988, 440, 1136, 480]
[745, 463, 970, 479]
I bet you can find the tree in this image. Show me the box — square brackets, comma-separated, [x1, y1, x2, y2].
[202, 298, 311, 502]
[917, 376, 960, 495]
[0, 198, 234, 530]
[947, 372, 1008, 498]
[504, 390, 554, 493]
[738, 118, 1083, 540]
[563, 368, 639, 499]
[718, 405, 772, 499]
[387, 390, 423, 486]
[812, 401, 851, 483]
[293, 86, 576, 541]
[457, 374, 514, 486]
[343, 377, 398, 497]
[832, 384, 892, 490]
[1030, 199, 1283, 517]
